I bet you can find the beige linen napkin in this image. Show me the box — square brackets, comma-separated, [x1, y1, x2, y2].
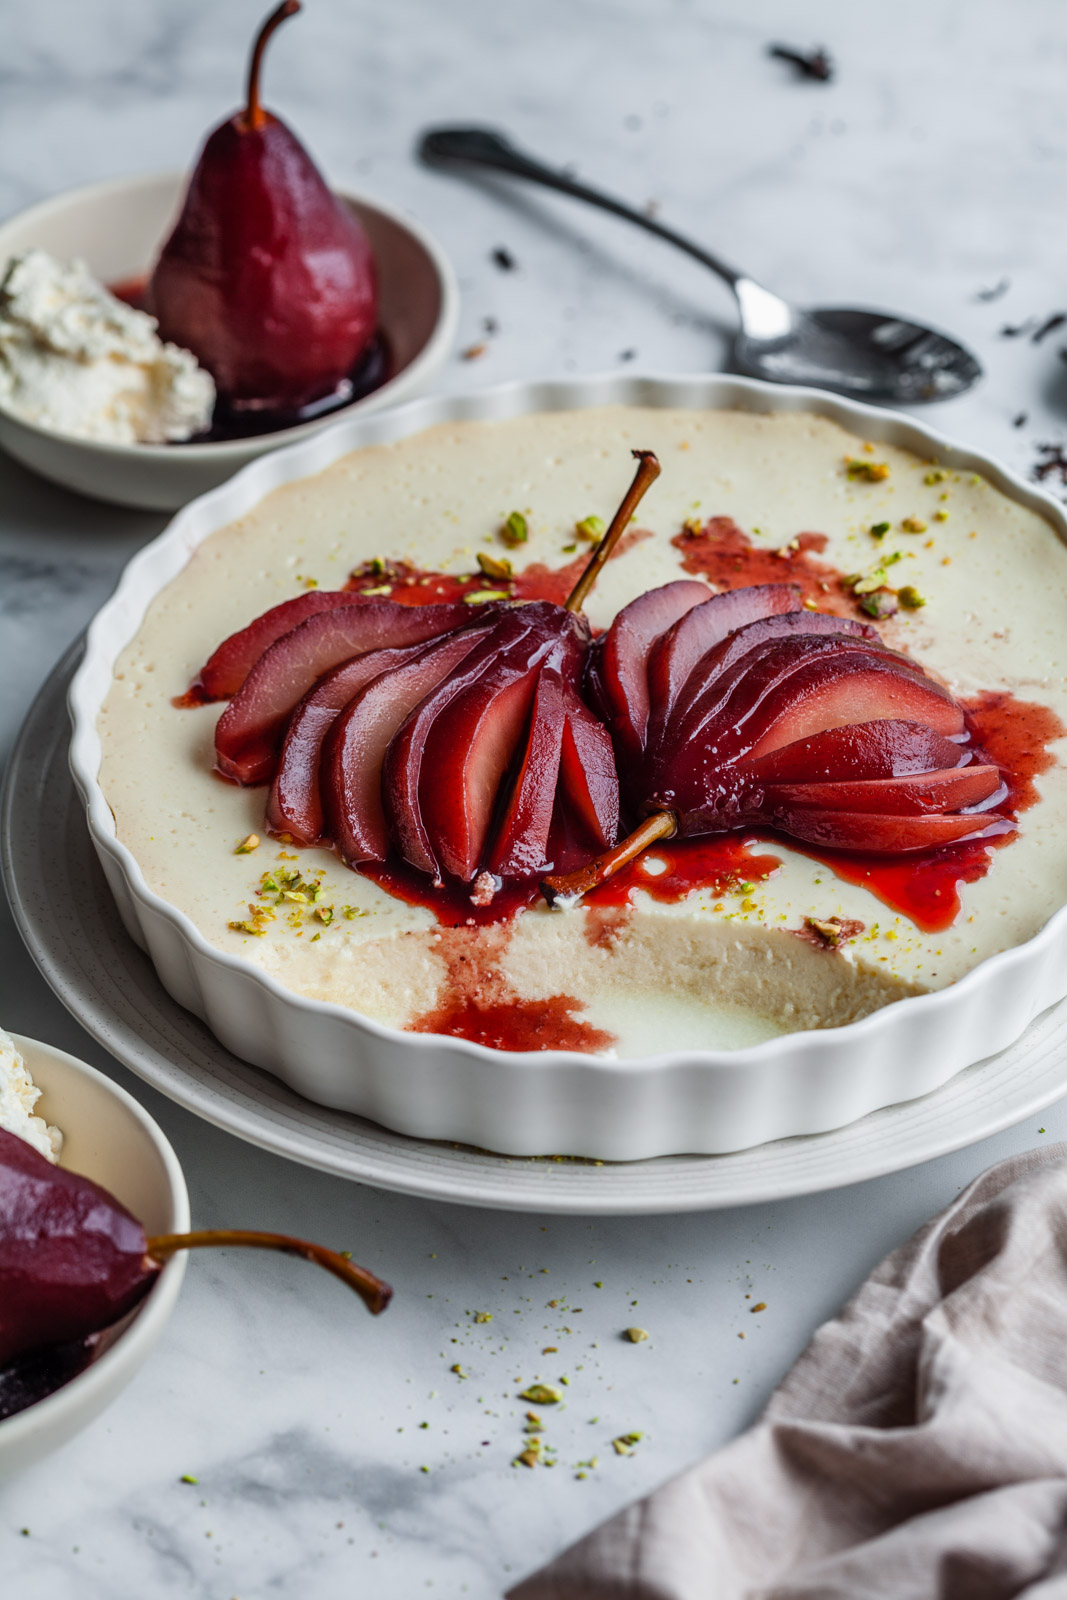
[512, 1144, 1067, 1599]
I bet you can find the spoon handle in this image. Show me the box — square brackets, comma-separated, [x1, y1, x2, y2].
[419, 125, 742, 292]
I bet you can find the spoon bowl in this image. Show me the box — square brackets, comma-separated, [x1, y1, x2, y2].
[735, 305, 982, 403]
[420, 126, 982, 406]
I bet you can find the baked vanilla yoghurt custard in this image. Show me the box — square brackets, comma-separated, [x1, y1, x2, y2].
[98, 407, 1067, 1058]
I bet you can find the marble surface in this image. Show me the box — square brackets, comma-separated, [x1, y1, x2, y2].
[3, 0, 1067, 1593]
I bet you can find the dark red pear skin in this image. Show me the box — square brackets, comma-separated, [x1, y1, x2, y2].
[324, 625, 496, 867]
[761, 807, 1013, 853]
[418, 622, 581, 882]
[739, 720, 969, 784]
[761, 766, 1004, 817]
[646, 582, 803, 726]
[650, 610, 882, 760]
[486, 668, 567, 880]
[149, 113, 378, 411]
[267, 639, 460, 847]
[195, 589, 374, 702]
[0, 1129, 155, 1367]
[215, 600, 471, 785]
[594, 580, 710, 761]
[383, 613, 540, 880]
[557, 684, 620, 851]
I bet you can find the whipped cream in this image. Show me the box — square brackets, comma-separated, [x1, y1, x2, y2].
[0, 1027, 63, 1163]
[0, 249, 215, 445]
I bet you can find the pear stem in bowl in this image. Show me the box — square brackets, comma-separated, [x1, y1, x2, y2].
[541, 809, 677, 905]
[564, 449, 661, 614]
[244, 0, 301, 132]
[145, 1229, 392, 1314]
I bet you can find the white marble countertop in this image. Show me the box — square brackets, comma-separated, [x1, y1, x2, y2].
[3, 1, 1067, 1594]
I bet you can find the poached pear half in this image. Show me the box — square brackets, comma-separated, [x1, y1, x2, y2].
[149, 1, 378, 414]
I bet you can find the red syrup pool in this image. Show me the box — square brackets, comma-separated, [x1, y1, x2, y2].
[672, 516, 860, 616]
[108, 274, 391, 442]
[344, 528, 651, 610]
[403, 921, 615, 1054]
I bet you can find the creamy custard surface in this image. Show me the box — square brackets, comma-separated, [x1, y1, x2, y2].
[98, 407, 1067, 1056]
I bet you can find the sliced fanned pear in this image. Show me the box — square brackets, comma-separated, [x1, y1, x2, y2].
[646, 583, 803, 726]
[651, 610, 883, 755]
[418, 618, 582, 882]
[558, 683, 620, 851]
[324, 627, 495, 866]
[761, 765, 1004, 817]
[595, 580, 710, 761]
[769, 807, 1014, 853]
[194, 589, 372, 701]
[487, 669, 568, 881]
[738, 720, 969, 783]
[215, 600, 471, 785]
[384, 613, 541, 880]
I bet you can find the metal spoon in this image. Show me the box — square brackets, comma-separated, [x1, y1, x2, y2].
[419, 126, 981, 405]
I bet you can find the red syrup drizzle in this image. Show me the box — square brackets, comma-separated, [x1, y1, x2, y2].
[403, 918, 615, 1054]
[672, 517, 859, 616]
[802, 691, 1065, 933]
[344, 528, 652, 611]
[584, 834, 783, 909]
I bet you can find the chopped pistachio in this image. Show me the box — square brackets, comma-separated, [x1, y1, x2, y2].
[575, 514, 605, 542]
[179, 1474, 199, 1485]
[502, 510, 529, 546]
[476, 551, 513, 581]
[897, 585, 927, 609]
[868, 521, 890, 539]
[612, 1432, 643, 1455]
[901, 516, 927, 534]
[933, 509, 948, 522]
[450, 1363, 468, 1379]
[234, 833, 260, 855]
[751, 1302, 767, 1313]
[313, 905, 334, 925]
[852, 551, 903, 594]
[624, 1327, 649, 1343]
[859, 589, 899, 620]
[463, 588, 511, 605]
[845, 458, 890, 482]
[515, 1447, 541, 1468]
[560, 542, 578, 553]
[924, 469, 945, 485]
[519, 1384, 562, 1404]
[473, 1311, 493, 1323]
[359, 584, 393, 596]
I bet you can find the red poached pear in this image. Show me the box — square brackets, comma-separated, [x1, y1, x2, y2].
[0, 1128, 389, 1392]
[148, 1, 378, 414]
[186, 451, 663, 891]
[542, 579, 1010, 903]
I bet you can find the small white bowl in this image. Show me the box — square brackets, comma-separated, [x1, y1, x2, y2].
[0, 172, 459, 511]
[0, 1034, 189, 1481]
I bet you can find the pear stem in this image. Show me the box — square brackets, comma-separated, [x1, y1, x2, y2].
[145, 1229, 392, 1315]
[244, 0, 301, 131]
[564, 450, 661, 614]
[540, 809, 677, 905]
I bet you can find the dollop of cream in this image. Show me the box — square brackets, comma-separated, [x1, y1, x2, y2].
[0, 249, 215, 444]
[0, 1026, 63, 1163]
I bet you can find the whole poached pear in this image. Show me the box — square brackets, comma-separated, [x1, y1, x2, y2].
[148, 1, 378, 413]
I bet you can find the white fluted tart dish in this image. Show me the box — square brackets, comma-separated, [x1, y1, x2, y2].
[68, 374, 1067, 1159]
